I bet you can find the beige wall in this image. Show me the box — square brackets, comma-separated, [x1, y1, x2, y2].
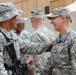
[22, 0, 36, 17]
[50, 0, 64, 12]
[0, 0, 75, 17]
[0, 0, 20, 3]
[50, 0, 76, 12]
[36, 0, 50, 14]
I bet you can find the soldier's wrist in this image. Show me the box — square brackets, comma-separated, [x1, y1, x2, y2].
[45, 44, 51, 52]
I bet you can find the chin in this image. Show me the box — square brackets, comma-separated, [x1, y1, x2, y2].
[54, 28, 56, 31]
[54, 27, 58, 31]
[54, 29, 58, 32]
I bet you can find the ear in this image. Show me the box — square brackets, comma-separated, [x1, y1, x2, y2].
[61, 16, 67, 23]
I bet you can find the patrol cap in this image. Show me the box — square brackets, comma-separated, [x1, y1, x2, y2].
[17, 18, 28, 24]
[0, 2, 23, 22]
[47, 7, 71, 20]
[30, 9, 43, 18]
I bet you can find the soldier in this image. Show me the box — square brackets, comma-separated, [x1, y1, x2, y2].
[0, 2, 23, 75]
[47, 7, 76, 75]
[0, 2, 51, 75]
[15, 18, 31, 41]
[14, 18, 32, 64]
[30, 9, 56, 75]
[14, 18, 33, 74]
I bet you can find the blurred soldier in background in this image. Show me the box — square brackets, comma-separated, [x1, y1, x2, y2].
[15, 18, 31, 41]
[47, 7, 76, 75]
[15, 18, 33, 75]
[30, 9, 56, 75]
[15, 17, 32, 66]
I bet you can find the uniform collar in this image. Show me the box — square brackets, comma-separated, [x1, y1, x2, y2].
[36, 25, 44, 30]
[56, 29, 71, 43]
[0, 27, 11, 39]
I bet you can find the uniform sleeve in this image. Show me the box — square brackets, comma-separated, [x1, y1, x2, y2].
[70, 38, 76, 74]
[21, 40, 50, 54]
[16, 33, 50, 55]
[31, 33, 45, 43]
[0, 36, 8, 75]
[19, 31, 31, 41]
[31, 31, 55, 44]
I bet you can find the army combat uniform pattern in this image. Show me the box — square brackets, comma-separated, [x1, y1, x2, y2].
[19, 29, 31, 42]
[31, 25, 55, 75]
[0, 26, 50, 75]
[19, 29, 32, 63]
[50, 29, 76, 75]
[0, 27, 23, 75]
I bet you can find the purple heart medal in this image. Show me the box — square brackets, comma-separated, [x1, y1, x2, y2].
[60, 39, 65, 47]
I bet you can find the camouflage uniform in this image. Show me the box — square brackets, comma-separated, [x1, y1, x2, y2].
[19, 30, 31, 41]
[17, 18, 32, 63]
[19, 29, 32, 62]
[0, 27, 24, 75]
[30, 9, 56, 75]
[50, 29, 76, 75]
[31, 25, 55, 75]
[0, 2, 23, 75]
[31, 26, 55, 43]
[47, 7, 76, 75]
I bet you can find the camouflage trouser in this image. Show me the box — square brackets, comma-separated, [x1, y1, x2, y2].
[34, 66, 52, 75]
[52, 68, 72, 75]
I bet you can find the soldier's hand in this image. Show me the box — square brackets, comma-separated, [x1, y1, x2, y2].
[50, 40, 54, 46]
[46, 40, 54, 52]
